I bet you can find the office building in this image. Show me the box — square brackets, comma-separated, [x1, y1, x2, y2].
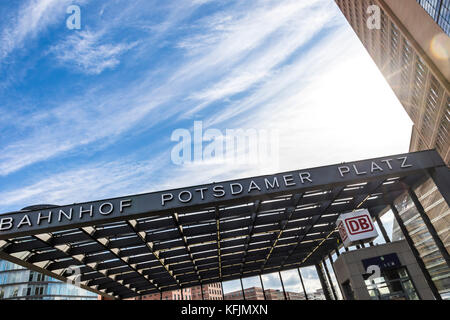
[190, 283, 223, 300]
[416, 0, 450, 35]
[335, 0, 450, 299]
[133, 283, 222, 300]
[136, 287, 191, 300]
[0, 260, 97, 300]
[335, 0, 449, 163]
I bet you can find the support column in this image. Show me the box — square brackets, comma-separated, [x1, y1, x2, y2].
[278, 271, 287, 300]
[240, 277, 246, 300]
[322, 259, 337, 300]
[259, 275, 267, 300]
[391, 204, 442, 300]
[328, 254, 337, 273]
[334, 248, 340, 257]
[408, 188, 450, 268]
[315, 263, 332, 300]
[201, 283, 204, 300]
[369, 207, 391, 243]
[328, 253, 342, 300]
[297, 268, 308, 300]
[375, 214, 391, 243]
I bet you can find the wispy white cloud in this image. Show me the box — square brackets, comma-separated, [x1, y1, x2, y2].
[0, 154, 168, 208]
[0, 0, 87, 60]
[184, 1, 337, 115]
[172, 1, 324, 83]
[0, 0, 412, 214]
[0, 91, 165, 176]
[201, 25, 412, 169]
[1, 0, 331, 176]
[49, 29, 138, 75]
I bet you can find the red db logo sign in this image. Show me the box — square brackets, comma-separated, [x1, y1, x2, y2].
[344, 216, 374, 235]
[338, 221, 348, 241]
[336, 210, 378, 248]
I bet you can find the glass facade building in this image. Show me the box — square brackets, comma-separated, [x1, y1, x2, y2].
[392, 178, 450, 299]
[416, 0, 450, 35]
[0, 260, 97, 300]
[335, 0, 450, 300]
[220, 264, 336, 301]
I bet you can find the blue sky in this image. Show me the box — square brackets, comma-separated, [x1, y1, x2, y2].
[0, 0, 413, 296]
[0, 0, 413, 217]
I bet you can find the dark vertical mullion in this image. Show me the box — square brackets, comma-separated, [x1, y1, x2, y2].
[335, 248, 340, 257]
[259, 275, 267, 300]
[390, 204, 442, 300]
[315, 263, 332, 300]
[322, 259, 337, 300]
[278, 271, 288, 300]
[375, 214, 391, 243]
[297, 268, 308, 300]
[408, 188, 450, 269]
[201, 283, 204, 300]
[328, 253, 342, 300]
[240, 277, 246, 300]
[436, 0, 443, 24]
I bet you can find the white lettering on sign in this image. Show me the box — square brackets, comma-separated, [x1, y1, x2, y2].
[264, 177, 279, 190]
[99, 202, 114, 215]
[0, 217, 13, 231]
[0, 200, 133, 232]
[58, 208, 73, 222]
[17, 215, 32, 229]
[160, 171, 313, 207]
[159, 171, 313, 207]
[337, 157, 412, 178]
[0, 153, 420, 236]
[119, 200, 132, 213]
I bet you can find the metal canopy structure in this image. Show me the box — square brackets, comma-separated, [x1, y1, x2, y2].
[0, 150, 448, 299]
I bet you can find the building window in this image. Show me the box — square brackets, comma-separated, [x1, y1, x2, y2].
[365, 267, 419, 300]
[416, 0, 450, 36]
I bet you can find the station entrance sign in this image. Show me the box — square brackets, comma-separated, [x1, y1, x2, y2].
[337, 209, 378, 248]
